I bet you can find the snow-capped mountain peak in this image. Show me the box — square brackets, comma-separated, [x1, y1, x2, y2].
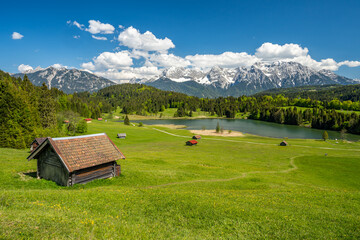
[13, 67, 116, 93]
[161, 67, 205, 83]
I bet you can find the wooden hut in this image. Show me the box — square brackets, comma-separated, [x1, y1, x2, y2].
[84, 118, 92, 123]
[117, 133, 126, 139]
[186, 140, 198, 146]
[30, 137, 47, 152]
[192, 135, 202, 140]
[280, 141, 288, 146]
[98, 118, 103, 121]
[27, 133, 125, 186]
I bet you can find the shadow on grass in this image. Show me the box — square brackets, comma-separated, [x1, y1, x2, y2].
[23, 171, 37, 178]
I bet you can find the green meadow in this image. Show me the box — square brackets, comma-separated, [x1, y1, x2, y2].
[1, 120, 360, 239]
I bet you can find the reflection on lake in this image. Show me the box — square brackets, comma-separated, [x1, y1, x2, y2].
[135, 118, 360, 141]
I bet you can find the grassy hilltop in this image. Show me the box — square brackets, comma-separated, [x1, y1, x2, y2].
[1, 121, 360, 239]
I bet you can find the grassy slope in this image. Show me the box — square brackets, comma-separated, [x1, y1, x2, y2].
[1, 121, 360, 239]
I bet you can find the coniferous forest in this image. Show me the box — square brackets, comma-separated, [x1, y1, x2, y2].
[1, 70, 360, 148]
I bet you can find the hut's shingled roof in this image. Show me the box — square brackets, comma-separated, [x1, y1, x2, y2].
[30, 137, 47, 146]
[28, 133, 125, 172]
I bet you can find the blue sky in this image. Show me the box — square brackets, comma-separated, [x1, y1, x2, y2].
[1, 0, 360, 81]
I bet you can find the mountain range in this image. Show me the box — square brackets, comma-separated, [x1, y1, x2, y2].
[13, 67, 115, 94]
[12, 62, 359, 97]
[132, 62, 358, 97]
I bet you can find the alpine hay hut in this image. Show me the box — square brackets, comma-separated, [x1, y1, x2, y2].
[117, 133, 126, 139]
[27, 133, 125, 186]
[280, 141, 288, 146]
[186, 140, 198, 146]
[192, 135, 202, 140]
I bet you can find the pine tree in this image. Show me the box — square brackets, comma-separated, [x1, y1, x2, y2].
[216, 122, 220, 133]
[124, 115, 130, 125]
[38, 83, 57, 129]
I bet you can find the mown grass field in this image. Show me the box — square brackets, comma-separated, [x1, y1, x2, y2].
[1, 120, 360, 239]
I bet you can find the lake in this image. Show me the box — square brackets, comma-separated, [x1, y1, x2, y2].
[134, 118, 360, 141]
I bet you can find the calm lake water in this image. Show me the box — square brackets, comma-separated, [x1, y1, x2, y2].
[135, 118, 360, 141]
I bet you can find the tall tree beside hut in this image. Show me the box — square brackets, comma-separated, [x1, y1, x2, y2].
[38, 83, 57, 129]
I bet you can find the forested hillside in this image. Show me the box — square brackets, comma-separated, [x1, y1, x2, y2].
[77, 83, 201, 115]
[255, 84, 360, 102]
[0, 71, 109, 148]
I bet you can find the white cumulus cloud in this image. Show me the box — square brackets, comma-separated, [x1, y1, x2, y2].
[67, 20, 85, 30]
[18, 64, 33, 73]
[81, 62, 96, 71]
[18, 64, 44, 73]
[92, 35, 107, 41]
[339, 60, 360, 68]
[81, 51, 133, 71]
[252, 42, 360, 71]
[86, 20, 115, 34]
[150, 53, 191, 68]
[118, 26, 175, 52]
[12, 32, 24, 40]
[185, 52, 259, 69]
[94, 66, 161, 82]
[255, 42, 309, 61]
[51, 63, 67, 69]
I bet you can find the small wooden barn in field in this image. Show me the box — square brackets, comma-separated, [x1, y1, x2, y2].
[117, 133, 126, 139]
[30, 137, 47, 152]
[84, 118, 92, 123]
[27, 133, 125, 186]
[280, 141, 288, 146]
[192, 135, 202, 140]
[186, 140, 198, 146]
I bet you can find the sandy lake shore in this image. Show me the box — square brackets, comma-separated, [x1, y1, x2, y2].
[190, 129, 244, 137]
[153, 124, 187, 129]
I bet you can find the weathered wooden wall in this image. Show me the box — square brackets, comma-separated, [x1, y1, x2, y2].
[72, 162, 116, 185]
[38, 146, 69, 186]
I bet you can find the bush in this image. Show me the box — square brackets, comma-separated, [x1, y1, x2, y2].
[138, 122, 143, 127]
[76, 120, 88, 134]
[322, 131, 329, 141]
